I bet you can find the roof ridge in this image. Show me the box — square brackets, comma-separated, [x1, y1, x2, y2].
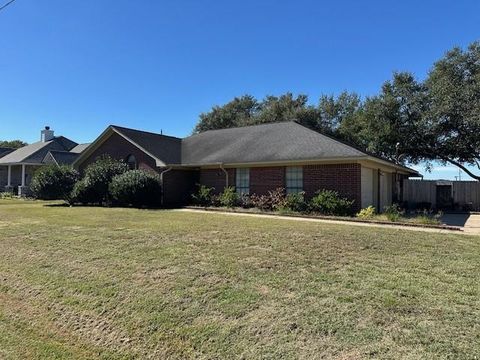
[111, 124, 182, 141]
[186, 120, 295, 138]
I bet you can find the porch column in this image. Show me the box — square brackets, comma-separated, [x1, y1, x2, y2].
[7, 165, 11, 187]
[21, 164, 26, 187]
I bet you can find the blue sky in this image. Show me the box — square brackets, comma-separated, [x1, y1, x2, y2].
[0, 0, 479, 179]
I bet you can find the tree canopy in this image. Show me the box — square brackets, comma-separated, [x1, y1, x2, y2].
[0, 140, 27, 149]
[193, 41, 480, 180]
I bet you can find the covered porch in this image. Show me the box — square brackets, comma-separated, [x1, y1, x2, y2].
[0, 163, 41, 196]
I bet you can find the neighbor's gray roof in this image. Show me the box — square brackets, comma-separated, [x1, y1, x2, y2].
[181, 121, 368, 165]
[70, 143, 91, 153]
[43, 150, 80, 165]
[0, 137, 78, 164]
[112, 125, 182, 164]
[0, 147, 14, 158]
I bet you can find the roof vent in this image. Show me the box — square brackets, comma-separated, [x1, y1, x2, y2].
[41, 126, 54, 142]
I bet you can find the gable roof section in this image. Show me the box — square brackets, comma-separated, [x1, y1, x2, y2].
[0, 137, 78, 165]
[112, 126, 182, 164]
[43, 150, 80, 165]
[73, 125, 182, 168]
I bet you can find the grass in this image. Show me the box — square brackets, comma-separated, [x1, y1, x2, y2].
[0, 199, 479, 359]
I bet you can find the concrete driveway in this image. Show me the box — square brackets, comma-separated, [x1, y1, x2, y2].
[441, 213, 480, 235]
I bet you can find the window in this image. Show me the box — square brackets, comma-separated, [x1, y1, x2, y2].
[236, 168, 250, 195]
[286, 166, 303, 194]
[126, 154, 137, 170]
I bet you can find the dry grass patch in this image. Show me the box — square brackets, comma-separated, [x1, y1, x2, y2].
[0, 200, 479, 359]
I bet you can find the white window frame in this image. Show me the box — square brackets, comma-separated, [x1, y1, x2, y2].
[236, 168, 250, 195]
[286, 166, 303, 194]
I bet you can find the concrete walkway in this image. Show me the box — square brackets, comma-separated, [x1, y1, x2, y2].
[441, 213, 480, 235]
[462, 215, 480, 235]
[177, 209, 479, 236]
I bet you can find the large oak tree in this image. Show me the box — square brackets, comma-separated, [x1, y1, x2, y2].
[193, 42, 480, 179]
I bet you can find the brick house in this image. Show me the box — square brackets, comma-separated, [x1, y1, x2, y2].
[73, 121, 418, 210]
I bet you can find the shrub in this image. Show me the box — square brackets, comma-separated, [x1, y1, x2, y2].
[218, 186, 239, 208]
[30, 165, 79, 201]
[309, 190, 354, 216]
[191, 184, 214, 206]
[70, 180, 93, 205]
[281, 192, 307, 213]
[238, 194, 254, 208]
[250, 188, 286, 211]
[0, 192, 14, 199]
[70, 155, 129, 205]
[383, 203, 403, 222]
[249, 193, 271, 211]
[109, 170, 162, 208]
[357, 206, 376, 219]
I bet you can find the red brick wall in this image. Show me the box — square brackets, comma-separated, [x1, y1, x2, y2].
[304, 163, 361, 210]
[199, 168, 235, 194]
[163, 169, 198, 205]
[78, 133, 199, 206]
[198, 164, 361, 210]
[78, 132, 158, 172]
[250, 167, 285, 195]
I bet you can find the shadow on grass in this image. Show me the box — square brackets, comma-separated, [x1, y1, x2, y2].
[43, 202, 181, 211]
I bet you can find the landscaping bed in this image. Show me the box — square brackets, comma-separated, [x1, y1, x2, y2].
[184, 206, 463, 231]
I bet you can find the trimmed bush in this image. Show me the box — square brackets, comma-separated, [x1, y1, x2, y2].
[191, 184, 215, 206]
[30, 165, 79, 201]
[71, 156, 129, 205]
[218, 186, 239, 208]
[250, 188, 286, 211]
[109, 170, 162, 208]
[309, 190, 354, 216]
[357, 206, 376, 219]
[281, 192, 307, 213]
[70, 180, 93, 205]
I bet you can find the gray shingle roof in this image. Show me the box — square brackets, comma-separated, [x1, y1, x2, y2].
[70, 143, 91, 153]
[111, 125, 182, 164]
[43, 150, 80, 165]
[0, 147, 14, 159]
[76, 122, 416, 174]
[0, 137, 78, 164]
[181, 121, 367, 165]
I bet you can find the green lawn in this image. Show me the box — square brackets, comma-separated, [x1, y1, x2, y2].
[0, 200, 479, 359]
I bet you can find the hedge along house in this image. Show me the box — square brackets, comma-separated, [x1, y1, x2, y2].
[73, 121, 419, 211]
[0, 127, 88, 196]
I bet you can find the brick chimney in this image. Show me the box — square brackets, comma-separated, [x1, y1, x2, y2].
[41, 126, 54, 142]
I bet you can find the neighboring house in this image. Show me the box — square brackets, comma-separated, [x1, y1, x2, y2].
[0, 127, 88, 195]
[0, 147, 14, 158]
[0, 148, 14, 188]
[74, 121, 419, 210]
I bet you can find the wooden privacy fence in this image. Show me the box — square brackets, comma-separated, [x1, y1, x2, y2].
[402, 179, 480, 211]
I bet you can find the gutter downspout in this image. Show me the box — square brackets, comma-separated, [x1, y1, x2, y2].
[219, 163, 229, 189]
[159, 167, 172, 206]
